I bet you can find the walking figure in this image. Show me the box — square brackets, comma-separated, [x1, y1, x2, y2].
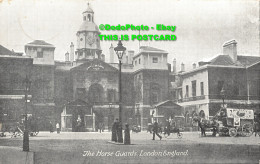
[111, 119, 118, 142]
[152, 121, 162, 140]
[49, 121, 54, 133]
[56, 123, 60, 134]
[99, 122, 104, 133]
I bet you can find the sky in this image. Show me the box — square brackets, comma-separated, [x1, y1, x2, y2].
[0, 0, 259, 71]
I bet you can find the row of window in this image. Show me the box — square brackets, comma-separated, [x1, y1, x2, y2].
[185, 81, 204, 98]
[184, 80, 260, 98]
[134, 57, 159, 66]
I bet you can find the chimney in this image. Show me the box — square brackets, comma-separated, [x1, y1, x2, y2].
[181, 63, 185, 72]
[109, 44, 114, 63]
[168, 63, 171, 72]
[193, 63, 196, 69]
[65, 52, 69, 61]
[70, 42, 74, 62]
[101, 54, 105, 62]
[223, 40, 237, 62]
[172, 58, 176, 73]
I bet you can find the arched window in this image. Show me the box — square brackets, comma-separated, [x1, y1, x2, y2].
[88, 83, 104, 103]
[87, 14, 91, 22]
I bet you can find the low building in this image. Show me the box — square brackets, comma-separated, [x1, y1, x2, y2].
[172, 40, 260, 125]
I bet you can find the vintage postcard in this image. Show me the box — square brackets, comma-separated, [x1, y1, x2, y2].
[0, 0, 259, 163]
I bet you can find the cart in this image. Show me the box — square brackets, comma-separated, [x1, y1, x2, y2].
[215, 108, 254, 137]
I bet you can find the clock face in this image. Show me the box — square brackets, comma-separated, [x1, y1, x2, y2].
[86, 33, 95, 45]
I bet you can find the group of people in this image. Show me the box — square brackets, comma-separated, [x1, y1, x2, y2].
[111, 119, 131, 144]
[49, 121, 60, 134]
[111, 119, 122, 142]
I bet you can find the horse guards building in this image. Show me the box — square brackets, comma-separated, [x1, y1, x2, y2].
[0, 4, 259, 132]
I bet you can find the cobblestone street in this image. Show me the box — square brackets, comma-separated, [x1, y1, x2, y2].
[0, 131, 259, 163]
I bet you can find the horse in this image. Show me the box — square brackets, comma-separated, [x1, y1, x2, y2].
[193, 116, 219, 137]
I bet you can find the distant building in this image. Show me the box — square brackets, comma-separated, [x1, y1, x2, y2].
[1, 3, 259, 132]
[0, 45, 33, 131]
[54, 4, 172, 131]
[171, 40, 260, 126]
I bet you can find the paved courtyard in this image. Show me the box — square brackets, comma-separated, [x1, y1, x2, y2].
[0, 131, 260, 164]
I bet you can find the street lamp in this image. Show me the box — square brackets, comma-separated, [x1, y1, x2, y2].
[23, 75, 31, 152]
[220, 88, 226, 108]
[108, 103, 114, 131]
[114, 40, 126, 143]
[135, 103, 140, 126]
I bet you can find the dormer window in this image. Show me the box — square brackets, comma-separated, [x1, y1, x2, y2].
[83, 16, 86, 21]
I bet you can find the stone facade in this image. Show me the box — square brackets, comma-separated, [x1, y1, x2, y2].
[0, 53, 33, 131]
[171, 41, 260, 128]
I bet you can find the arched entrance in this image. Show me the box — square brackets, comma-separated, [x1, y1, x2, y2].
[61, 99, 92, 132]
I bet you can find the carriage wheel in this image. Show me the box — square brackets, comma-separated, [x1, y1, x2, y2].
[242, 124, 253, 137]
[229, 128, 237, 137]
[177, 132, 183, 139]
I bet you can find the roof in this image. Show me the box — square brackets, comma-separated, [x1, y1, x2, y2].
[237, 56, 260, 67]
[71, 58, 118, 72]
[154, 100, 182, 108]
[83, 3, 94, 13]
[0, 45, 25, 57]
[0, 45, 15, 55]
[139, 46, 167, 52]
[207, 55, 260, 67]
[78, 21, 100, 32]
[0, 45, 16, 55]
[133, 46, 168, 59]
[209, 55, 235, 66]
[25, 40, 55, 48]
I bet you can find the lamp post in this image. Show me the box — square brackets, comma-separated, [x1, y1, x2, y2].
[114, 40, 126, 143]
[108, 103, 114, 131]
[23, 75, 31, 152]
[135, 103, 140, 126]
[220, 88, 226, 108]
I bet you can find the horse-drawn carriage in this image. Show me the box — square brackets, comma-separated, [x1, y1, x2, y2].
[215, 108, 254, 137]
[193, 107, 255, 137]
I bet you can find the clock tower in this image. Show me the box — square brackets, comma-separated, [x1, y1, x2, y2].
[75, 3, 102, 60]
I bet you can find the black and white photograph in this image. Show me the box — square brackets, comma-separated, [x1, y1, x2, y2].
[0, 0, 259, 163]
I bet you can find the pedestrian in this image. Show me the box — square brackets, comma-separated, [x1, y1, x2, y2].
[111, 119, 118, 142]
[152, 121, 162, 140]
[166, 119, 171, 136]
[49, 121, 54, 133]
[124, 123, 130, 145]
[76, 117, 81, 132]
[99, 122, 104, 133]
[56, 123, 60, 134]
